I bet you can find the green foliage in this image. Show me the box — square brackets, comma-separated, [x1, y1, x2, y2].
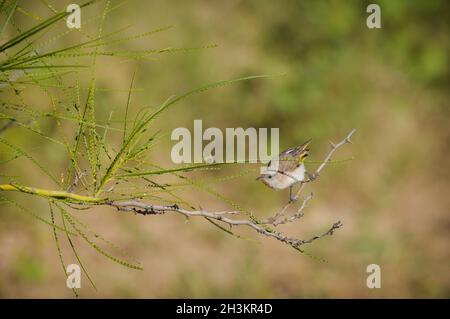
[0, 0, 270, 293]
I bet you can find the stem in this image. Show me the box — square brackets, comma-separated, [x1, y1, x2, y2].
[0, 184, 104, 203]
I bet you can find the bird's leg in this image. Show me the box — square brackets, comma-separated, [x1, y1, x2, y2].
[289, 185, 294, 203]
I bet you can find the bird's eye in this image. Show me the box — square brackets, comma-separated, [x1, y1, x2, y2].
[268, 175, 272, 179]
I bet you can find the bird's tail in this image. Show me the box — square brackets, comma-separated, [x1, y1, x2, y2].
[297, 138, 311, 161]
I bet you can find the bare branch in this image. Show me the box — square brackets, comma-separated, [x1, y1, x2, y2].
[301, 221, 343, 244]
[272, 192, 314, 226]
[107, 200, 340, 249]
[313, 129, 356, 178]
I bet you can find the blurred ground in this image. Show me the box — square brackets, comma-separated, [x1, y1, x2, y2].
[0, 0, 449, 297]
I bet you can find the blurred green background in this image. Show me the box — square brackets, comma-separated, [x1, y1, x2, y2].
[0, 0, 449, 297]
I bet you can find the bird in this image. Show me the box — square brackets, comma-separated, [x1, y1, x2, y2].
[257, 139, 312, 202]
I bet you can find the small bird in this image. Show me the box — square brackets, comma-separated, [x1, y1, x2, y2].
[257, 139, 312, 202]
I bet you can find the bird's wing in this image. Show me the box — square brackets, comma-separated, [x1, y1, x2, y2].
[277, 147, 305, 172]
[272, 139, 311, 172]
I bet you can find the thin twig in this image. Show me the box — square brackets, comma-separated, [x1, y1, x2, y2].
[271, 192, 313, 226]
[0, 119, 16, 134]
[314, 129, 356, 177]
[67, 171, 86, 193]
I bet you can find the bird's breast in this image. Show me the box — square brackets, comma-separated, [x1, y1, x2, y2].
[266, 164, 306, 190]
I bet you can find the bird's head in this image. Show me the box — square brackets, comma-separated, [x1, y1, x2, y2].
[256, 172, 277, 188]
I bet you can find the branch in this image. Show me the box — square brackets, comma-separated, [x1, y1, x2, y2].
[302, 221, 343, 244]
[0, 129, 356, 251]
[313, 128, 356, 178]
[0, 184, 103, 203]
[107, 200, 341, 249]
[270, 192, 314, 226]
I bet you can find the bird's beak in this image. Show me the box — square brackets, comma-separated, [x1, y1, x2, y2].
[256, 176, 263, 181]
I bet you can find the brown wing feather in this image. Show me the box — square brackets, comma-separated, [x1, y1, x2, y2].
[275, 139, 311, 172]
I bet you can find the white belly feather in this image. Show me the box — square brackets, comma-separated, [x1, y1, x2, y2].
[267, 164, 306, 190]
